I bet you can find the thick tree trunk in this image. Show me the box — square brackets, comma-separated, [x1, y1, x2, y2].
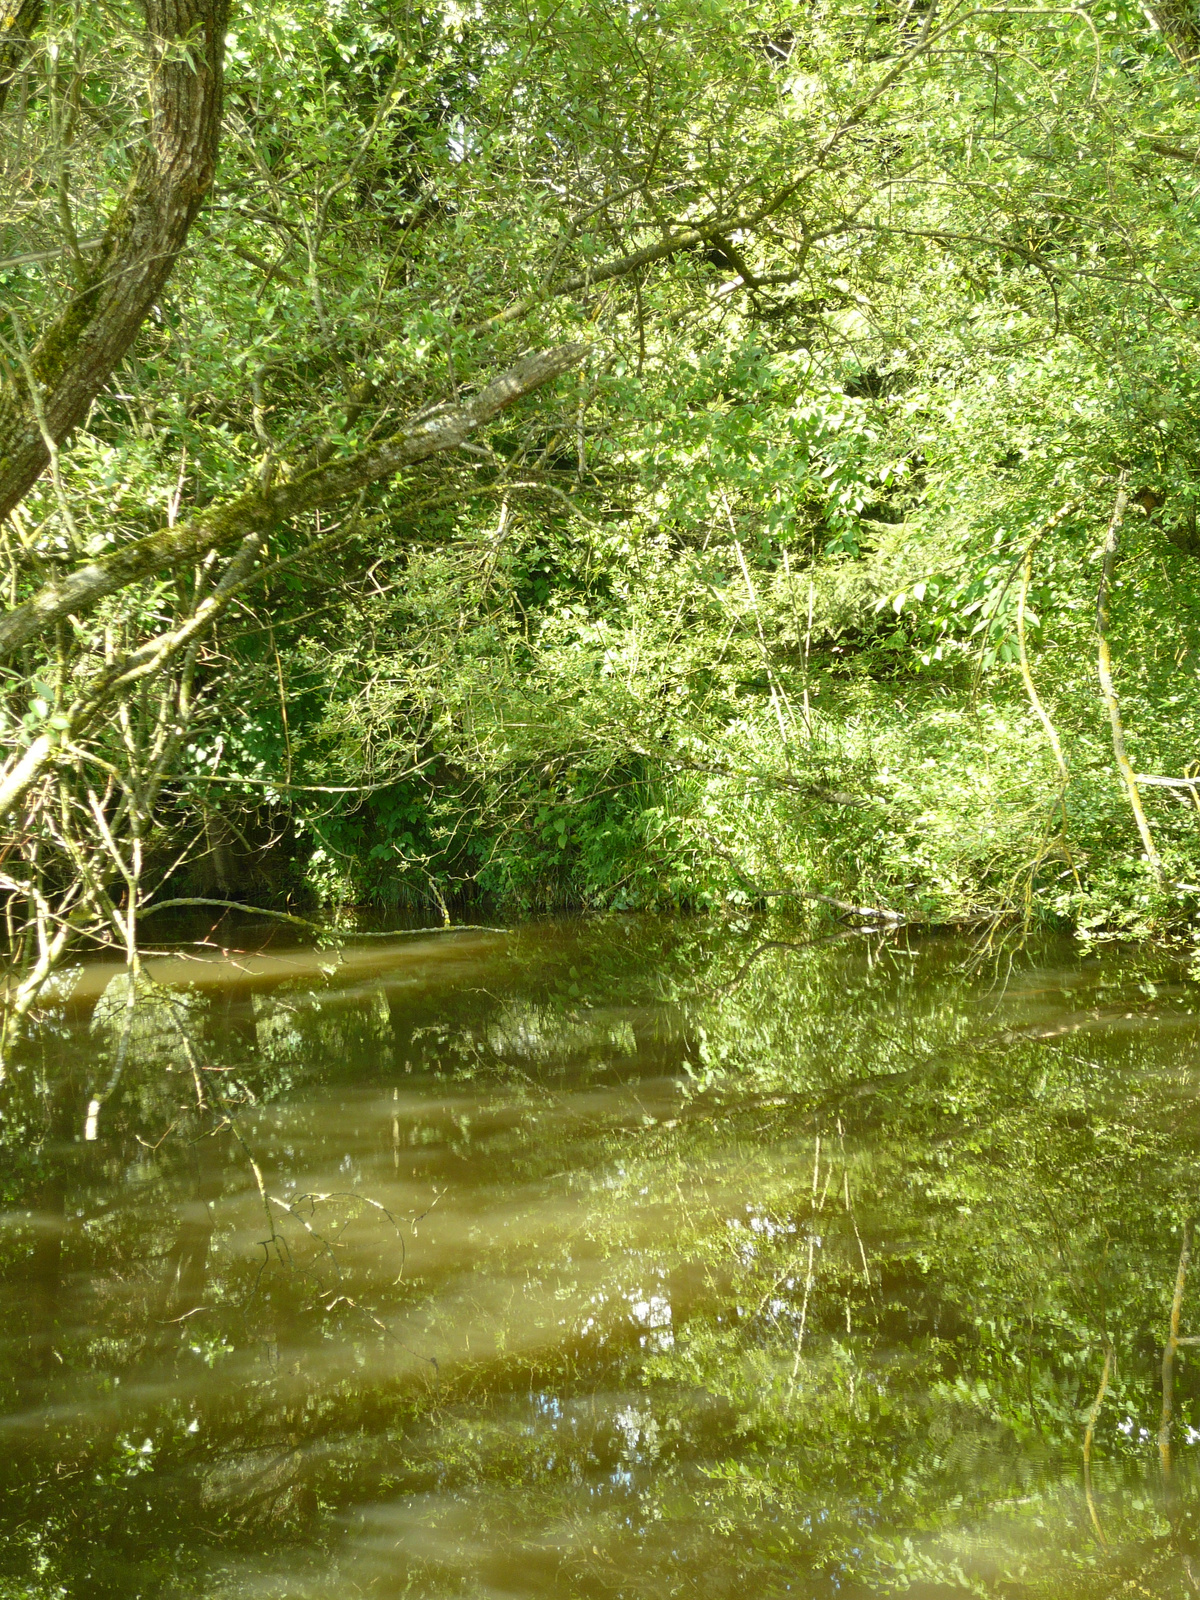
[0, 0, 42, 117]
[0, 342, 586, 663]
[0, 0, 228, 520]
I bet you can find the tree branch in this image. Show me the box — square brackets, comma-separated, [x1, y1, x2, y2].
[1095, 474, 1164, 884]
[476, 0, 950, 328]
[1144, 136, 1200, 163]
[0, 342, 587, 662]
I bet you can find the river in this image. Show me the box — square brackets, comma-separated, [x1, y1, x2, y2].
[2, 915, 1199, 1597]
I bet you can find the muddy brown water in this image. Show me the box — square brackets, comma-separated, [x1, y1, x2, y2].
[3, 916, 1200, 1598]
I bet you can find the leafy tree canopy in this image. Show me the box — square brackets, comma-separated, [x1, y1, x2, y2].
[1, 0, 1199, 1002]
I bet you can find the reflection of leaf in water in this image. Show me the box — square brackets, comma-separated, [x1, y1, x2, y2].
[252, 982, 392, 1069]
[91, 971, 209, 1073]
[485, 1001, 638, 1063]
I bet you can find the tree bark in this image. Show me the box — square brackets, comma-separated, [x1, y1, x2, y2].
[0, 0, 42, 117]
[0, 0, 228, 520]
[0, 342, 587, 663]
[1142, 0, 1200, 67]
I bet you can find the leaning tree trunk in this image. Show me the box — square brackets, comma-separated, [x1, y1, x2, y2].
[0, 0, 43, 117]
[0, 0, 228, 521]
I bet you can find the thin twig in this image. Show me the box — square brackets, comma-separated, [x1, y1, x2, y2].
[1016, 506, 1076, 787]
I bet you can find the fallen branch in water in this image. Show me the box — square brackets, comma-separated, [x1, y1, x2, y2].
[782, 888, 909, 922]
[140, 898, 507, 938]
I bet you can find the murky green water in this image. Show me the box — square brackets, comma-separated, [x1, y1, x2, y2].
[4, 916, 1200, 1598]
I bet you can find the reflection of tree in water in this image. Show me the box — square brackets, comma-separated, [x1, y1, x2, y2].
[2, 923, 1200, 1596]
[154, 1121, 228, 1328]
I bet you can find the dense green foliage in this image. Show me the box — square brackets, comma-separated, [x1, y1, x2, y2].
[3, 0, 1200, 990]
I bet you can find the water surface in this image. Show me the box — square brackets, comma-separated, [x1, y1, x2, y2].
[3, 916, 1200, 1598]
